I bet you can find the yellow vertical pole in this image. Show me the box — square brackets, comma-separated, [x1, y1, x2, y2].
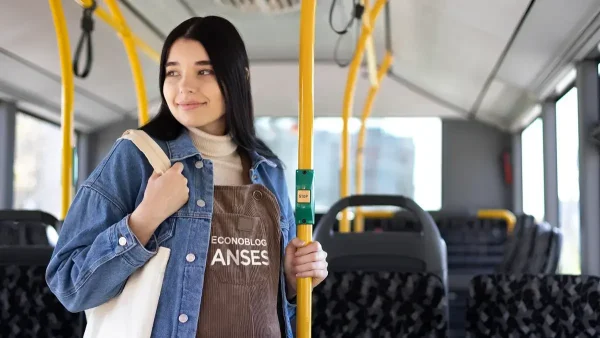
[104, 0, 150, 125]
[340, 0, 388, 232]
[354, 51, 393, 232]
[49, 0, 75, 220]
[296, 0, 316, 336]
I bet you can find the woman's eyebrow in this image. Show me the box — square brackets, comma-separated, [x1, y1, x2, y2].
[165, 60, 211, 67]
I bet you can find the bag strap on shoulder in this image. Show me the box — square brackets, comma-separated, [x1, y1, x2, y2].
[120, 129, 171, 174]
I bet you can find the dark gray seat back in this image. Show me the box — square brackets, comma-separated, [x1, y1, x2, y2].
[313, 195, 447, 284]
[544, 227, 563, 274]
[0, 210, 58, 246]
[508, 215, 537, 273]
[525, 222, 553, 274]
[497, 214, 529, 272]
[312, 195, 448, 337]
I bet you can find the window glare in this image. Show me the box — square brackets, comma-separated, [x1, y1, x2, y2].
[521, 117, 545, 222]
[555, 87, 581, 275]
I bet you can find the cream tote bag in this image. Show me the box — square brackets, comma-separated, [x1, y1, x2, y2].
[83, 129, 172, 338]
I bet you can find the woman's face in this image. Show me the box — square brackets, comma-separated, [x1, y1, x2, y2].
[163, 38, 226, 135]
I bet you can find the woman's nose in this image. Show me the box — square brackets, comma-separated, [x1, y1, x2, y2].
[179, 75, 196, 93]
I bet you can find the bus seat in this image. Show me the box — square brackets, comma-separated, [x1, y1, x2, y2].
[524, 222, 553, 274]
[510, 217, 539, 273]
[499, 215, 535, 273]
[312, 195, 448, 337]
[0, 247, 84, 338]
[496, 214, 530, 273]
[0, 210, 59, 246]
[544, 227, 563, 274]
[443, 217, 507, 273]
[313, 271, 447, 338]
[465, 274, 600, 337]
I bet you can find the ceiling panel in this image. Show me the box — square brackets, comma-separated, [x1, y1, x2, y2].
[247, 63, 463, 118]
[477, 78, 531, 126]
[124, 0, 193, 36]
[497, 0, 600, 91]
[387, 0, 532, 112]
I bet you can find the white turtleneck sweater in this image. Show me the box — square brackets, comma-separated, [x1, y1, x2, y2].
[187, 128, 246, 186]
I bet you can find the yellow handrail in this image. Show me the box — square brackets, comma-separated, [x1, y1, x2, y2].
[104, 0, 150, 125]
[355, 209, 516, 234]
[49, 0, 75, 220]
[75, 0, 160, 63]
[477, 209, 517, 233]
[339, 0, 388, 232]
[354, 51, 393, 232]
[296, 0, 316, 337]
[360, 209, 395, 219]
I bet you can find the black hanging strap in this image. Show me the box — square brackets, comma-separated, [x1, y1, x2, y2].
[73, 0, 97, 79]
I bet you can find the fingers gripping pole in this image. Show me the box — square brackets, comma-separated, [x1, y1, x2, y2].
[296, 0, 316, 337]
[49, 0, 75, 220]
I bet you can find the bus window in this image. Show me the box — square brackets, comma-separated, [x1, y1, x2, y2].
[521, 117, 544, 222]
[12, 112, 75, 219]
[256, 117, 442, 212]
[556, 87, 581, 275]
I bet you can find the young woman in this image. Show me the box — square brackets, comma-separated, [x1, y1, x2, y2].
[46, 16, 328, 337]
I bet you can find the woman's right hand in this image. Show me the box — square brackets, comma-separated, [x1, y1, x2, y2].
[129, 162, 189, 245]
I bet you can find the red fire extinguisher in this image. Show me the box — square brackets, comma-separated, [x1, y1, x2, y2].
[502, 150, 513, 185]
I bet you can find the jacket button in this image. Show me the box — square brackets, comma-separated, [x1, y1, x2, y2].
[253, 190, 263, 200]
[179, 314, 188, 323]
[118, 237, 127, 246]
[195, 161, 203, 169]
[196, 199, 205, 207]
[186, 253, 196, 262]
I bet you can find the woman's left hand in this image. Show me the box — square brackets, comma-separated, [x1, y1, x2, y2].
[284, 238, 328, 300]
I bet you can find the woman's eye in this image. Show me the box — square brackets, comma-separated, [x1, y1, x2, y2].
[199, 69, 214, 76]
[166, 70, 179, 77]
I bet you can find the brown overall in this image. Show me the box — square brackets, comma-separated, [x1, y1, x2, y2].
[196, 184, 283, 338]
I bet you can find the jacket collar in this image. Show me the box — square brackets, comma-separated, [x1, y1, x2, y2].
[166, 131, 277, 169]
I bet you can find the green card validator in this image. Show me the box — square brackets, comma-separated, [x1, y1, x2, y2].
[295, 169, 315, 225]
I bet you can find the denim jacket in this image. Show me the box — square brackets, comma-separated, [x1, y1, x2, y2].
[46, 131, 297, 338]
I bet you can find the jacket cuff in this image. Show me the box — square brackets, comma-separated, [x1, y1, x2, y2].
[113, 215, 158, 267]
[284, 287, 297, 317]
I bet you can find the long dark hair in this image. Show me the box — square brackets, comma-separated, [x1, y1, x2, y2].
[141, 16, 279, 162]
